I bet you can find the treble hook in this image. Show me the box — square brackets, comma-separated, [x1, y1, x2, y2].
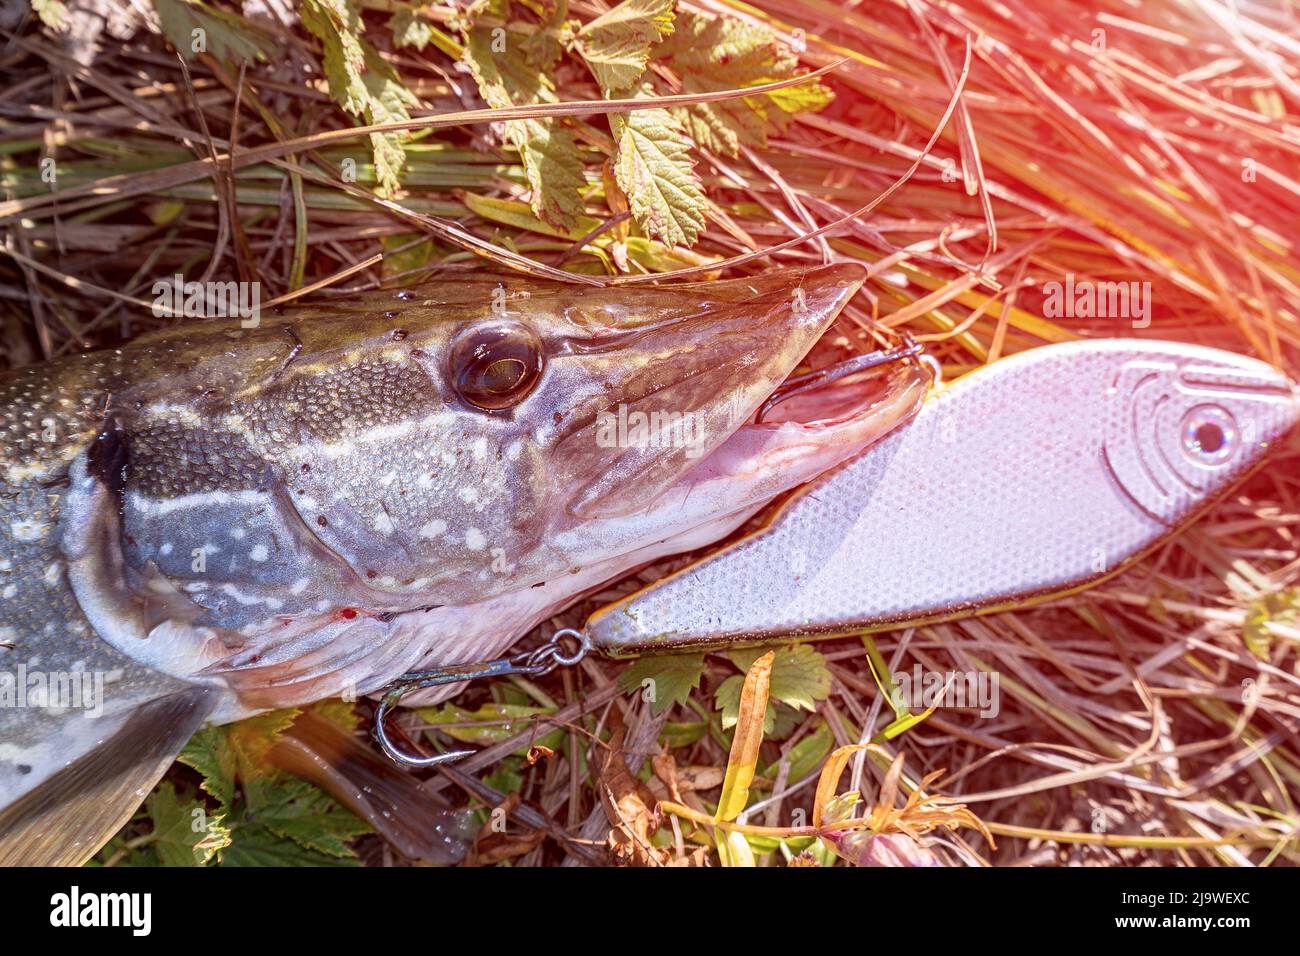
[756, 333, 930, 424]
[372, 628, 592, 768]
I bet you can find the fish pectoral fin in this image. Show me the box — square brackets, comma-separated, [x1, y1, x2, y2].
[269, 709, 475, 864]
[0, 688, 216, 866]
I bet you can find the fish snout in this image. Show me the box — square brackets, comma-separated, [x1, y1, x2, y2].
[548, 264, 866, 518]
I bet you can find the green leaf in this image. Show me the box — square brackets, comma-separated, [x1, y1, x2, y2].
[381, 233, 437, 279]
[715, 674, 774, 734]
[390, 5, 434, 50]
[178, 725, 237, 808]
[249, 776, 372, 857]
[460, 193, 603, 240]
[660, 720, 707, 748]
[519, 123, 589, 229]
[227, 709, 300, 781]
[221, 823, 361, 866]
[462, 21, 587, 228]
[728, 644, 831, 713]
[418, 702, 562, 752]
[311, 697, 361, 732]
[302, 0, 418, 195]
[32, 0, 69, 32]
[618, 653, 707, 715]
[180, 709, 297, 810]
[574, 0, 674, 95]
[152, 0, 275, 63]
[146, 783, 230, 866]
[1244, 589, 1300, 660]
[611, 100, 706, 246]
[654, 9, 832, 156]
[761, 717, 833, 784]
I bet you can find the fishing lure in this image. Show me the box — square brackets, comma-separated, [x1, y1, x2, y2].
[374, 338, 1299, 766]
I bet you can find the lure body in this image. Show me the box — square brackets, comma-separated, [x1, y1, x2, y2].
[587, 340, 1300, 655]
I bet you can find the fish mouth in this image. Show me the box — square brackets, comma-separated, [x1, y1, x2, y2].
[551, 262, 933, 546]
[659, 350, 934, 516]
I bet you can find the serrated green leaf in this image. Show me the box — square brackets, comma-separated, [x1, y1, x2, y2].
[654, 9, 832, 156]
[251, 776, 371, 857]
[220, 823, 361, 866]
[574, 0, 674, 95]
[311, 697, 361, 732]
[179, 709, 297, 809]
[618, 653, 707, 715]
[728, 644, 831, 713]
[178, 725, 237, 808]
[462, 21, 586, 228]
[302, 0, 418, 195]
[227, 708, 300, 781]
[519, 123, 588, 228]
[152, 0, 275, 63]
[611, 101, 706, 246]
[390, 5, 433, 49]
[146, 783, 230, 866]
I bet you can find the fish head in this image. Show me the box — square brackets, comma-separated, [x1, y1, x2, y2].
[1098, 341, 1300, 526]
[64, 265, 930, 708]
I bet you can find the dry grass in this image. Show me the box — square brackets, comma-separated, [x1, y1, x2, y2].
[2, 0, 1299, 865]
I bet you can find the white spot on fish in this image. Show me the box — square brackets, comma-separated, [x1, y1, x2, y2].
[418, 519, 447, 540]
[471, 437, 488, 461]
[1, 585, 16, 600]
[127, 489, 265, 515]
[458, 486, 480, 506]
[250, 544, 269, 562]
[466, 528, 487, 551]
[290, 577, 310, 595]
[219, 584, 281, 610]
[42, 562, 61, 586]
[159, 542, 173, 556]
[505, 440, 525, 462]
[373, 511, 396, 536]
[10, 519, 47, 543]
[230, 528, 246, 541]
[380, 471, 398, 487]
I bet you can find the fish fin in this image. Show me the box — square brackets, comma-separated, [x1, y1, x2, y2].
[270, 709, 474, 864]
[0, 688, 216, 866]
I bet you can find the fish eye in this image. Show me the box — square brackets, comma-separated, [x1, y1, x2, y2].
[449, 322, 544, 411]
[1180, 405, 1238, 466]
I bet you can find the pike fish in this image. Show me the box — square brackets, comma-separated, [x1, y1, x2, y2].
[0, 263, 929, 864]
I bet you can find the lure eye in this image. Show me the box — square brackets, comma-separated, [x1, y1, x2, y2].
[1180, 405, 1238, 466]
[449, 323, 544, 411]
